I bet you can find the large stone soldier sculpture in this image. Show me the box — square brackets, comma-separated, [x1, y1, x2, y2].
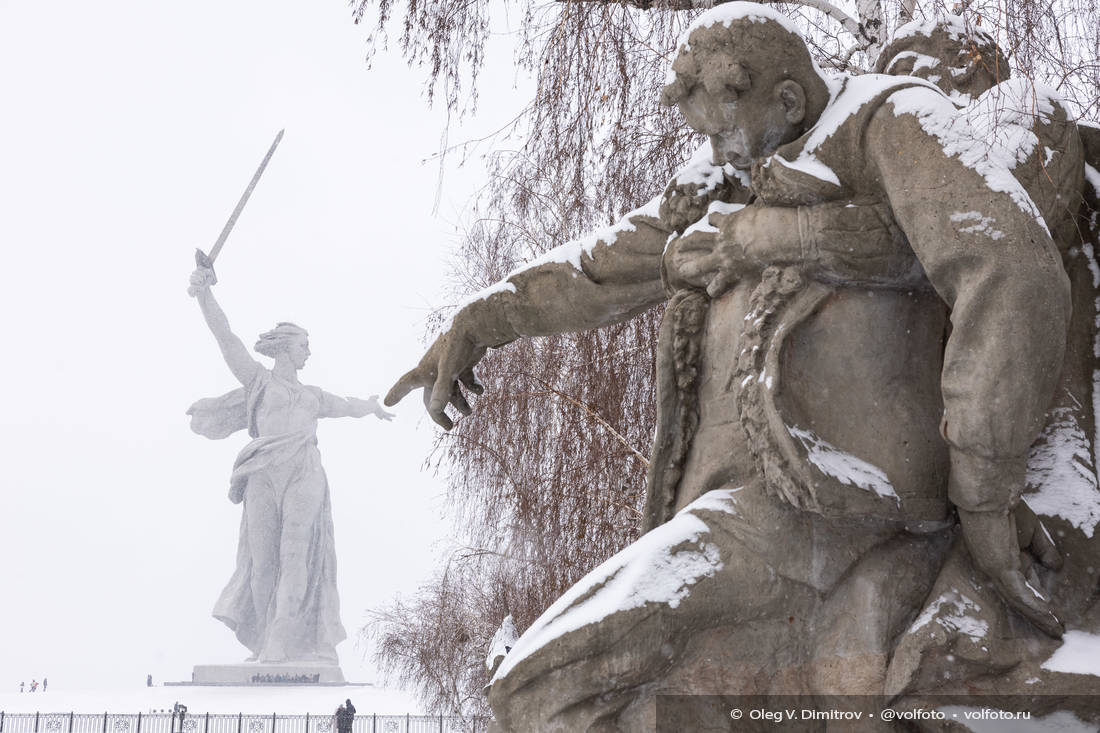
[388, 4, 1100, 729]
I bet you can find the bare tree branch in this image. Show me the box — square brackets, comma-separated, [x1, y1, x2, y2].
[519, 370, 651, 468]
[547, 0, 867, 43]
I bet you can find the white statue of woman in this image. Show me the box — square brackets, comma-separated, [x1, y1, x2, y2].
[186, 261, 392, 664]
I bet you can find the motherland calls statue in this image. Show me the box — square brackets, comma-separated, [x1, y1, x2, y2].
[388, 4, 1100, 729]
[187, 258, 392, 680]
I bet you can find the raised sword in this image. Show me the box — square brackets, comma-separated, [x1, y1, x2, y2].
[195, 129, 285, 271]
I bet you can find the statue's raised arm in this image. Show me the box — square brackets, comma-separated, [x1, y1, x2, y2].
[188, 257, 261, 387]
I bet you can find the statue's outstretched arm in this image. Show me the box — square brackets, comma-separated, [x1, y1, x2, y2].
[315, 391, 394, 421]
[189, 266, 261, 387]
[868, 97, 1071, 637]
[386, 197, 671, 429]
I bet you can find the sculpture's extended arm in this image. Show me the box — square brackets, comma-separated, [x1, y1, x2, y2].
[189, 266, 261, 387]
[868, 96, 1071, 636]
[316, 391, 394, 421]
[386, 196, 671, 428]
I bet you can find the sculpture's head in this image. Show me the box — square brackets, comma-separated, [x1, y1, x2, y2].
[255, 322, 310, 369]
[661, 3, 830, 169]
[876, 16, 1009, 100]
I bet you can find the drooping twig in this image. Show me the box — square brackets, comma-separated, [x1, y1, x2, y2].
[519, 370, 651, 469]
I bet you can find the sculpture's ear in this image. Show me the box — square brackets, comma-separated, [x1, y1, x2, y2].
[775, 79, 807, 125]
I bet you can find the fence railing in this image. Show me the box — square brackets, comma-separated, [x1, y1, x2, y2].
[0, 714, 486, 733]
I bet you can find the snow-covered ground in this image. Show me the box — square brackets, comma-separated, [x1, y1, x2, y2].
[0, 684, 422, 715]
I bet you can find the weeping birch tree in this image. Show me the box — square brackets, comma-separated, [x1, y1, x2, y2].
[354, 0, 1100, 719]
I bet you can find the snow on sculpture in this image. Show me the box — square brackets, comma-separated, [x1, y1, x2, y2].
[387, 3, 1100, 729]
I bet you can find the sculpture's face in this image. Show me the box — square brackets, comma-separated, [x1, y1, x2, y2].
[286, 335, 311, 369]
[675, 69, 796, 169]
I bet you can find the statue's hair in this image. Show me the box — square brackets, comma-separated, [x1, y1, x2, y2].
[254, 322, 308, 358]
[876, 16, 1010, 94]
[660, 14, 818, 108]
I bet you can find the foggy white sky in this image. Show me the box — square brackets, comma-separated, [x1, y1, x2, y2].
[0, 0, 528, 695]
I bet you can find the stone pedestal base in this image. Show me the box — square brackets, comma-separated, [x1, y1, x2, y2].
[183, 662, 346, 685]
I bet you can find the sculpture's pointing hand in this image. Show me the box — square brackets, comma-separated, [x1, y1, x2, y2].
[959, 506, 1064, 638]
[386, 367, 423, 407]
[385, 327, 486, 431]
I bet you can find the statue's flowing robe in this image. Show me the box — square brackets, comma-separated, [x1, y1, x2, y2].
[188, 369, 346, 659]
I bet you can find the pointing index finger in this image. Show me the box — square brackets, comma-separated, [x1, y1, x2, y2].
[385, 367, 427, 407]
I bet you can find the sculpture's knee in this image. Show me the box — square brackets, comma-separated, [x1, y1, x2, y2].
[810, 530, 950, 697]
[488, 604, 681, 732]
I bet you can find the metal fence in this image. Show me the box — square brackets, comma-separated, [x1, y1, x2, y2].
[0, 714, 486, 733]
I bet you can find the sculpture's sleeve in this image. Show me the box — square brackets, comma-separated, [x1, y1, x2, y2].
[314, 388, 353, 418]
[867, 97, 1072, 513]
[453, 195, 671, 348]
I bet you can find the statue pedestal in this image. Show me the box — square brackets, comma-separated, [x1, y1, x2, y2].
[181, 662, 346, 685]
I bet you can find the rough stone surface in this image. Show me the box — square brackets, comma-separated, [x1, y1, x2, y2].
[389, 3, 1100, 730]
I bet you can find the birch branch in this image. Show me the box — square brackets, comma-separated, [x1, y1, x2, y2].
[519, 371, 651, 469]
[553, 0, 867, 57]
